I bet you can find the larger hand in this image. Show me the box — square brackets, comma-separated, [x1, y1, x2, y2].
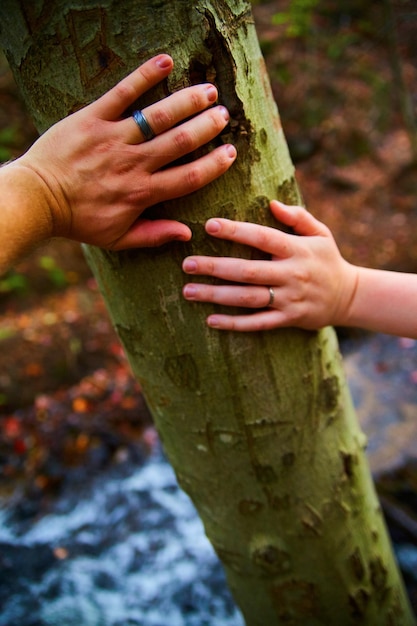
[15, 54, 236, 249]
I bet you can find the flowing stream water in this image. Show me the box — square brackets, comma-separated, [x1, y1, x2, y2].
[0, 445, 244, 626]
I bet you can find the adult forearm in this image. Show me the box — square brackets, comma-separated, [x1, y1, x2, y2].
[345, 266, 417, 339]
[0, 161, 53, 275]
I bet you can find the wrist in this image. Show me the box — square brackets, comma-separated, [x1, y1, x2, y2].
[334, 261, 360, 328]
[0, 159, 55, 273]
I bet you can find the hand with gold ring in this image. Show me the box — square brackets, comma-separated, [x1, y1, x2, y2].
[1, 54, 236, 272]
[182, 200, 360, 333]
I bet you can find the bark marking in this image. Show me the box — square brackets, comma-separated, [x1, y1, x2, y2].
[341, 451, 357, 480]
[238, 499, 264, 516]
[164, 353, 200, 390]
[369, 556, 389, 598]
[277, 175, 303, 206]
[301, 503, 323, 536]
[254, 463, 277, 484]
[348, 588, 370, 619]
[252, 544, 291, 576]
[20, 0, 56, 34]
[319, 375, 340, 414]
[349, 547, 366, 581]
[65, 8, 124, 88]
[270, 579, 320, 621]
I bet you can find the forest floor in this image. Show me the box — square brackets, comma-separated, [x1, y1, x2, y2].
[0, 0, 417, 611]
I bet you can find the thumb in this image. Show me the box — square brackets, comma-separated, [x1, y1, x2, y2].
[112, 219, 192, 249]
[270, 200, 328, 237]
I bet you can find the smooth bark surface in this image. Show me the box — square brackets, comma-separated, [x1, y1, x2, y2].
[1, 1, 414, 624]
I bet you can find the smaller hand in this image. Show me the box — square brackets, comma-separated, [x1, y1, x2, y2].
[16, 54, 236, 249]
[182, 200, 358, 332]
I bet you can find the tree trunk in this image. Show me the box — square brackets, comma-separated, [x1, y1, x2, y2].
[0, 1, 414, 624]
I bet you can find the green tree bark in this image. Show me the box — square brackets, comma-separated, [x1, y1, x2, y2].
[0, 1, 414, 624]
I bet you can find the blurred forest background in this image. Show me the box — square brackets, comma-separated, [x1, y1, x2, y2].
[1, 0, 417, 615]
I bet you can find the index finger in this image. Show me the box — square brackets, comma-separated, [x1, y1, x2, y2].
[205, 218, 294, 258]
[91, 54, 174, 120]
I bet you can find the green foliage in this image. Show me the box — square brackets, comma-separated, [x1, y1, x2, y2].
[273, 0, 320, 38]
[0, 326, 17, 341]
[0, 271, 28, 295]
[0, 256, 68, 298]
[0, 126, 18, 162]
[326, 31, 359, 60]
[38, 256, 68, 288]
[271, 1, 373, 52]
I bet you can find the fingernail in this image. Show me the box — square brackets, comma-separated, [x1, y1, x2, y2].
[219, 105, 229, 121]
[176, 230, 192, 242]
[206, 85, 218, 102]
[274, 199, 290, 209]
[207, 315, 220, 328]
[225, 144, 236, 159]
[183, 284, 197, 298]
[206, 219, 221, 234]
[183, 259, 197, 272]
[155, 55, 172, 69]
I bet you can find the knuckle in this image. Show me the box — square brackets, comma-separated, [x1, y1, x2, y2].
[288, 288, 303, 304]
[255, 230, 272, 250]
[78, 116, 103, 138]
[149, 106, 172, 130]
[239, 291, 258, 308]
[212, 147, 230, 170]
[241, 266, 260, 283]
[173, 129, 195, 153]
[209, 108, 226, 132]
[294, 268, 310, 284]
[250, 316, 269, 332]
[206, 260, 216, 275]
[132, 178, 153, 207]
[113, 153, 136, 175]
[113, 82, 136, 104]
[229, 221, 239, 237]
[219, 151, 233, 169]
[190, 89, 206, 110]
[228, 318, 237, 331]
[185, 164, 204, 190]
